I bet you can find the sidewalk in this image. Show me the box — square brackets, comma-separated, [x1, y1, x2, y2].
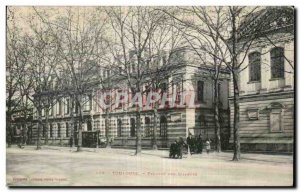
[7, 145, 293, 165]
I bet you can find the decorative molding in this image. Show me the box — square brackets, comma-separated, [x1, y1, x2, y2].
[247, 108, 259, 120]
[170, 113, 182, 122]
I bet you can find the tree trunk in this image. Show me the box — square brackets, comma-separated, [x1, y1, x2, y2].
[7, 114, 12, 148]
[105, 109, 111, 148]
[77, 102, 83, 152]
[231, 8, 240, 161]
[70, 96, 75, 147]
[44, 108, 49, 145]
[135, 109, 142, 155]
[152, 108, 158, 150]
[232, 70, 240, 161]
[36, 107, 42, 150]
[214, 80, 221, 152]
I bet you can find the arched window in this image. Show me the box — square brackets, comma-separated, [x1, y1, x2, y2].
[117, 119, 122, 137]
[271, 47, 285, 79]
[249, 52, 261, 81]
[144, 117, 151, 137]
[160, 116, 167, 138]
[130, 118, 135, 137]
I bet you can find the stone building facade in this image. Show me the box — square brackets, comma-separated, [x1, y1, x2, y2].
[30, 50, 231, 149]
[229, 7, 294, 152]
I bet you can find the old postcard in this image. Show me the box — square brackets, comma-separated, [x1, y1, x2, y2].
[6, 6, 294, 187]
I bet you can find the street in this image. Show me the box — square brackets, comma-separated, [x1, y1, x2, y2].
[6, 146, 293, 186]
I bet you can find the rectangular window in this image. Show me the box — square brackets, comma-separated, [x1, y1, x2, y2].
[249, 52, 261, 82]
[42, 125, 46, 137]
[271, 47, 285, 79]
[83, 95, 92, 111]
[50, 104, 53, 116]
[50, 124, 53, 138]
[117, 119, 122, 137]
[197, 81, 204, 102]
[56, 99, 62, 115]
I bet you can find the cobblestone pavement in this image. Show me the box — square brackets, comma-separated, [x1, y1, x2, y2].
[6, 146, 294, 186]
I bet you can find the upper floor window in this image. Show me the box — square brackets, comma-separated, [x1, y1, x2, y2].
[271, 47, 285, 79]
[197, 81, 204, 102]
[83, 95, 92, 111]
[249, 52, 261, 82]
[56, 99, 62, 115]
[65, 98, 70, 114]
[50, 103, 54, 116]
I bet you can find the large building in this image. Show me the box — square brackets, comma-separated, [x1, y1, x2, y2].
[229, 7, 294, 152]
[28, 47, 231, 149]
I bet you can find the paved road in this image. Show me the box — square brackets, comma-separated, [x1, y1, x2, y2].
[6, 146, 294, 186]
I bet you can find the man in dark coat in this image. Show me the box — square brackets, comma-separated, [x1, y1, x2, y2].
[69, 136, 73, 150]
[186, 133, 195, 154]
[196, 134, 203, 154]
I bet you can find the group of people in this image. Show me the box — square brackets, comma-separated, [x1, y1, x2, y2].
[186, 133, 211, 154]
[169, 133, 212, 159]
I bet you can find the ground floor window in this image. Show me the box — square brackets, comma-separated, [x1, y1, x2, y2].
[117, 119, 122, 137]
[66, 123, 69, 137]
[42, 125, 46, 137]
[57, 123, 61, 138]
[160, 116, 167, 138]
[130, 118, 136, 137]
[50, 124, 53, 138]
[144, 117, 152, 137]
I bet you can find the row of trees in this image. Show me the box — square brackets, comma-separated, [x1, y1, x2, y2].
[7, 6, 294, 160]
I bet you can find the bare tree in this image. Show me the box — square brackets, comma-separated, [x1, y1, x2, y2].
[163, 7, 231, 152]
[25, 24, 60, 149]
[163, 6, 291, 160]
[6, 7, 34, 147]
[31, 7, 109, 151]
[104, 7, 187, 154]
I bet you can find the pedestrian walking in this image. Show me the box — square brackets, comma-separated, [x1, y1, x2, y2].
[205, 139, 211, 154]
